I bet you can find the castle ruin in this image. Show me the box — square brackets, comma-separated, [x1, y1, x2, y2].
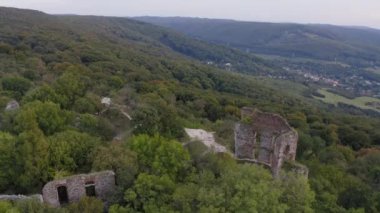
[235, 107, 298, 177]
[42, 171, 115, 207]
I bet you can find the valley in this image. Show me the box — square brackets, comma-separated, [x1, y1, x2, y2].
[0, 7, 379, 213]
[137, 16, 380, 102]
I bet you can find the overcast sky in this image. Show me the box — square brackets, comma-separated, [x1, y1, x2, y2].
[1, 0, 380, 28]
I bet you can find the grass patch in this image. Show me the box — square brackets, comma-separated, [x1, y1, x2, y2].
[365, 67, 380, 75]
[313, 88, 380, 112]
[256, 78, 309, 98]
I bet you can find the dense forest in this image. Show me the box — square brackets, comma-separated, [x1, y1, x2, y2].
[0, 7, 380, 213]
[136, 17, 380, 66]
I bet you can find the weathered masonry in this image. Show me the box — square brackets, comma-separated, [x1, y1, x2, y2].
[42, 171, 115, 207]
[235, 108, 298, 177]
[0, 194, 42, 203]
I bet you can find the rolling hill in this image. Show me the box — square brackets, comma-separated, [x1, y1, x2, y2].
[0, 7, 380, 213]
[0, 6, 315, 135]
[0, 7, 276, 76]
[135, 17, 380, 67]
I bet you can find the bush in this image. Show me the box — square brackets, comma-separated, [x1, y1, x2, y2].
[67, 197, 104, 213]
[2, 77, 32, 98]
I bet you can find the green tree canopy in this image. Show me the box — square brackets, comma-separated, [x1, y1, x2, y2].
[1, 76, 32, 99]
[0, 132, 17, 191]
[48, 130, 101, 177]
[92, 142, 138, 189]
[15, 101, 72, 135]
[17, 128, 49, 192]
[129, 134, 190, 180]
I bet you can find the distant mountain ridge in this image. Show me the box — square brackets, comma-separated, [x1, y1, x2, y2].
[135, 17, 380, 67]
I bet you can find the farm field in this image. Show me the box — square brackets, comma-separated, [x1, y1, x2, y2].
[314, 88, 380, 112]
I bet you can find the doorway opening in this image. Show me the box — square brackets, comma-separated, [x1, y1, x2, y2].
[57, 186, 68, 205]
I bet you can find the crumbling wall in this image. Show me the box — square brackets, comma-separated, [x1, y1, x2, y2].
[234, 123, 256, 159]
[0, 194, 43, 203]
[235, 108, 298, 176]
[42, 171, 115, 207]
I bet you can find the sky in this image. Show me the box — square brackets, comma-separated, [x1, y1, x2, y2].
[1, 0, 380, 29]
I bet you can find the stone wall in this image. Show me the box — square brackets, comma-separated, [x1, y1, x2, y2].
[235, 108, 298, 177]
[42, 171, 115, 207]
[234, 123, 256, 159]
[0, 194, 43, 203]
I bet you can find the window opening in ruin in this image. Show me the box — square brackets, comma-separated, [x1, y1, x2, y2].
[255, 133, 261, 159]
[57, 186, 68, 205]
[284, 145, 290, 155]
[85, 181, 96, 197]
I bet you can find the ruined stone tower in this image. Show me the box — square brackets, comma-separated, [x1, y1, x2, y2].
[235, 107, 298, 177]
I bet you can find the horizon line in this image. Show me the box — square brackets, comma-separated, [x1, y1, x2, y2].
[2, 6, 380, 30]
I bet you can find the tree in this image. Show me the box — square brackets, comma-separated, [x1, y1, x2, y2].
[92, 142, 138, 190]
[0, 42, 13, 54]
[172, 164, 288, 213]
[54, 67, 90, 108]
[217, 165, 287, 213]
[22, 84, 64, 107]
[338, 126, 371, 150]
[337, 183, 374, 212]
[67, 197, 104, 213]
[129, 134, 190, 180]
[124, 173, 176, 212]
[172, 182, 199, 212]
[204, 102, 224, 122]
[17, 128, 49, 192]
[287, 112, 308, 130]
[132, 106, 160, 136]
[72, 95, 100, 114]
[109, 205, 131, 213]
[0, 201, 19, 213]
[1, 76, 32, 98]
[0, 132, 17, 192]
[323, 124, 340, 146]
[297, 132, 314, 159]
[132, 98, 183, 138]
[280, 173, 315, 213]
[15, 101, 72, 136]
[349, 153, 380, 188]
[307, 161, 370, 212]
[13, 198, 57, 213]
[48, 130, 100, 176]
[76, 114, 115, 140]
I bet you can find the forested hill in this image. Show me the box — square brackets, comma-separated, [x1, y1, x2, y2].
[0, 7, 380, 213]
[135, 16, 380, 66]
[1, 7, 274, 75]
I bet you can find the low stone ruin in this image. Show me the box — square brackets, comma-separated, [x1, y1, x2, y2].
[0, 194, 43, 203]
[5, 100, 19, 111]
[235, 107, 299, 177]
[42, 171, 115, 207]
[101, 97, 112, 107]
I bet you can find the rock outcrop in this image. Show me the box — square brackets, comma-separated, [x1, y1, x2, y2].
[5, 100, 19, 111]
[185, 128, 229, 153]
